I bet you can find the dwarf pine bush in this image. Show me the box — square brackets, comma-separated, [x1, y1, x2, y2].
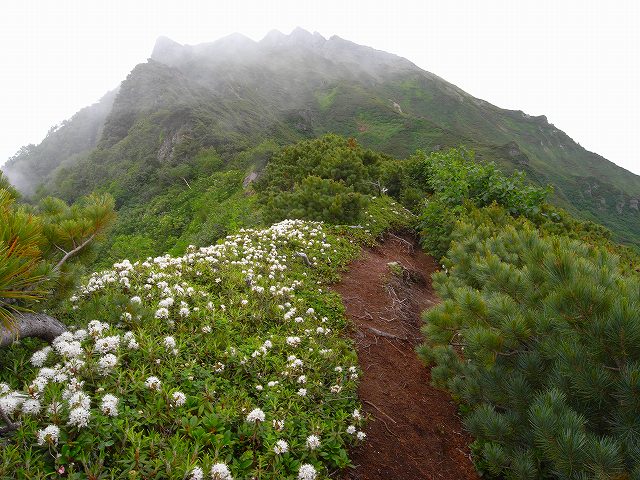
[418, 210, 640, 479]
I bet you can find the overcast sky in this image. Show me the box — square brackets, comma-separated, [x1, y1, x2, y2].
[1, 1, 639, 174]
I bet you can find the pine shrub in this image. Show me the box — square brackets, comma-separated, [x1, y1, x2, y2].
[419, 209, 640, 479]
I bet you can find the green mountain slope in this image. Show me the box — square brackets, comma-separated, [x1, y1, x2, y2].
[3, 89, 117, 195]
[2, 28, 639, 245]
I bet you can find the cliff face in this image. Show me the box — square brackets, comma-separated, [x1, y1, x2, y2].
[3, 29, 639, 244]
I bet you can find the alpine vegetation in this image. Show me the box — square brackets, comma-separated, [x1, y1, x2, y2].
[0, 219, 406, 478]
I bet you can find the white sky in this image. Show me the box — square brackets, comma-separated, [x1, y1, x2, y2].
[1, 1, 639, 174]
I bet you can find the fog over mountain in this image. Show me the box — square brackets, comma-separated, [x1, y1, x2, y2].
[3, 28, 640, 244]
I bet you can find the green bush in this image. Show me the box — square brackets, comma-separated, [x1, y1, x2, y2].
[256, 134, 394, 226]
[418, 210, 640, 479]
[264, 176, 368, 225]
[401, 147, 551, 217]
[415, 199, 462, 260]
[255, 134, 387, 196]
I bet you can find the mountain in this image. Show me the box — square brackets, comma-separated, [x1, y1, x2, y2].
[3, 28, 640, 245]
[3, 89, 117, 195]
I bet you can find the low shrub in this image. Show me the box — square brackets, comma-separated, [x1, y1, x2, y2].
[1, 220, 375, 479]
[418, 211, 640, 479]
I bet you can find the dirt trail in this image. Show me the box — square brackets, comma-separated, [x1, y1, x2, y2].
[333, 234, 479, 480]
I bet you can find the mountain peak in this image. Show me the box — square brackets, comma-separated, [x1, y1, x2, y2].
[260, 29, 286, 46]
[291, 26, 312, 36]
[214, 32, 256, 46]
[151, 36, 183, 62]
[260, 27, 326, 48]
[292, 27, 327, 47]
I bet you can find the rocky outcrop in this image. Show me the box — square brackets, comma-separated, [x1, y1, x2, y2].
[500, 141, 529, 165]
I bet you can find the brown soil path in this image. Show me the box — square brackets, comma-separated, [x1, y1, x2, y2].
[333, 234, 479, 480]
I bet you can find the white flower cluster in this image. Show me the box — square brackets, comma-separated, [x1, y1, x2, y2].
[95, 335, 120, 353]
[100, 394, 119, 417]
[30, 346, 52, 367]
[298, 464, 317, 480]
[0, 391, 24, 415]
[190, 467, 204, 480]
[52, 332, 83, 358]
[273, 439, 289, 454]
[211, 463, 233, 480]
[145, 376, 162, 391]
[98, 354, 118, 374]
[68, 406, 91, 428]
[171, 391, 186, 406]
[123, 331, 139, 349]
[246, 408, 265, 423]
[5, 219, 370, 473]
[286, 336, 301, 347]
[306, 434, 321, 450]
[36, 425, 60, 446]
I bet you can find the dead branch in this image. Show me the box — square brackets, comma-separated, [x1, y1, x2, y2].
[295, 252, 313, 267]
[384, 337, 408, 356]
[364, 400, 397, 424]
[388, 233, 414, 253]
[0, 312, 67, 348]
[355, 311, 373, 321]
[0, 409, 19, 435]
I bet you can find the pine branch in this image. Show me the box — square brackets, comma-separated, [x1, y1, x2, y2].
[54, 232, 96, 271]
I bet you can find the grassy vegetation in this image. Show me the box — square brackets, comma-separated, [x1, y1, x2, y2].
[0, 206, 409, 478]
[2, 133, 639, 479]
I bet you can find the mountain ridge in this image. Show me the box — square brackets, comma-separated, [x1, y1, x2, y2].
[3, 28, 639, 244]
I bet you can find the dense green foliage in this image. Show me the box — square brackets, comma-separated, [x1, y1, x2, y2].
[395, 148, 550, 258]
[410, 149, 640, 478]
[419, 210, 640, 478]
[0, 188, 48, 329]
[0, 211, 408, 478]
[0, 173, 115, 329]
[256, 135, 390, 224]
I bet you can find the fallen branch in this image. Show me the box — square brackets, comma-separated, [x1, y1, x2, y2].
[295, 252, 313, 267]
[388, 233, 414, 253]
[384, 337, 408, 357]
[0, 409, 19, 435]
[364, 325, 407, 341]
[0, 312, 67, 348]
[355, 311, 373, 321]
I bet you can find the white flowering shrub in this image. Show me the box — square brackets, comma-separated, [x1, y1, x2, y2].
[0, 218, 409, 478]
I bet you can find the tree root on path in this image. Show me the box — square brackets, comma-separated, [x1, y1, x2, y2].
[363, 325, 407, 341]
[387, 233, 414, 253]
[364, 400, 397, 424]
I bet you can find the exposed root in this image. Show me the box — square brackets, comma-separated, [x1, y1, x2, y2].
[364, 400, 397, 424]
[387, 233, 414, 253]
[364, 326, 407, 341]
